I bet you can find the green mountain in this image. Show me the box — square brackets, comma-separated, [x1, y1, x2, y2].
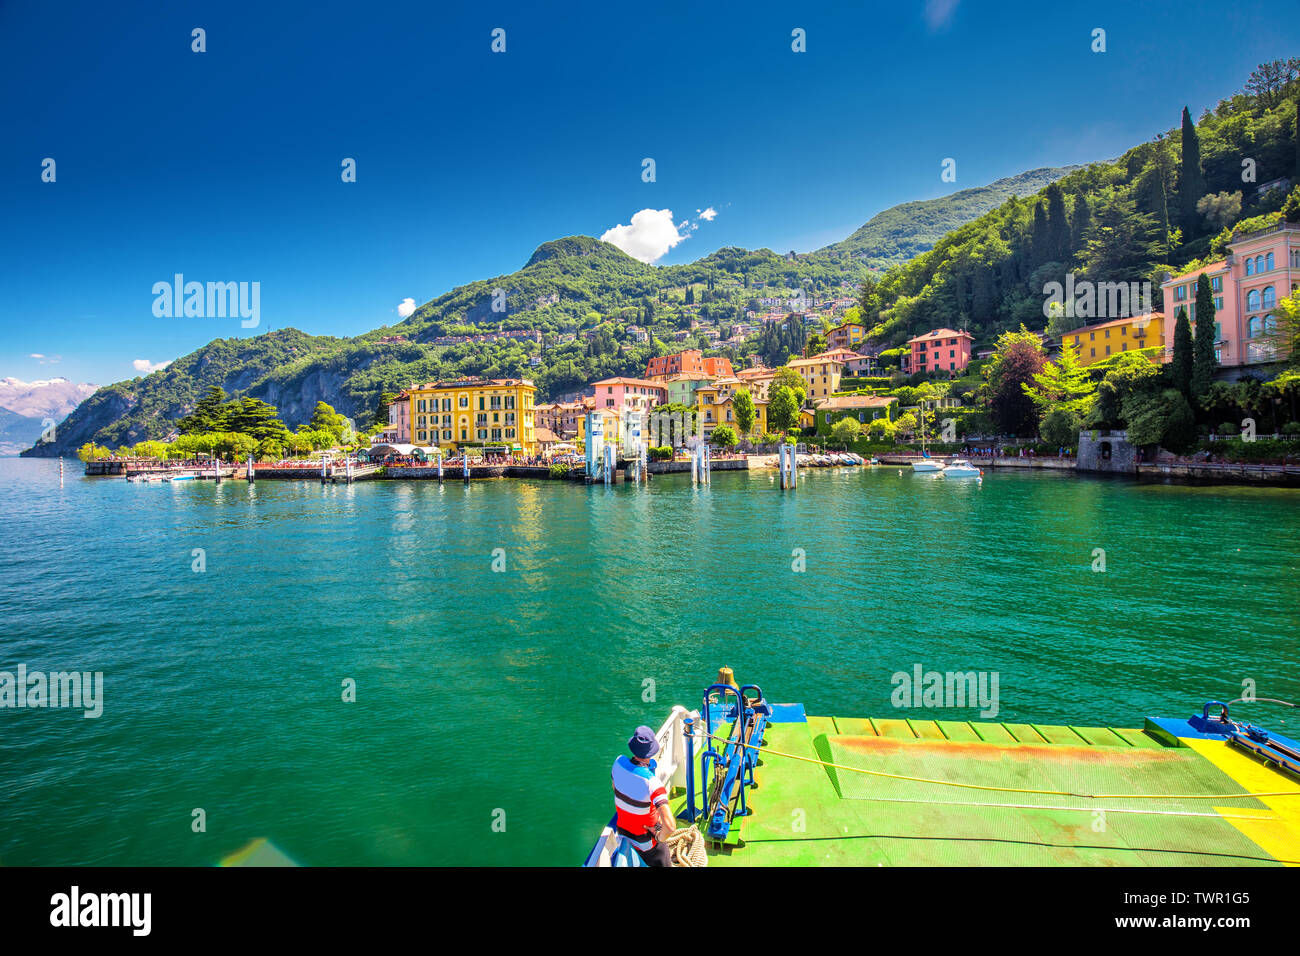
[820, 167, 1082, 269]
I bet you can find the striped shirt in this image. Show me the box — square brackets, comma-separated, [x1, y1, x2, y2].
[611, 755, 668, 850]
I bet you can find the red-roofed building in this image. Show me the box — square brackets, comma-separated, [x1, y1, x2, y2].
[903, 328, 973, 376]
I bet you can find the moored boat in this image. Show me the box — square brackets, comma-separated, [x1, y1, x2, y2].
[939, 458, 981, 479]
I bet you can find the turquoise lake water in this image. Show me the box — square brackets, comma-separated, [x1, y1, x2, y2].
[1, 457, 1297, 865]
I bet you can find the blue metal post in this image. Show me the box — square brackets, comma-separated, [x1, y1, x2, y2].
[683, 715, 696, 822]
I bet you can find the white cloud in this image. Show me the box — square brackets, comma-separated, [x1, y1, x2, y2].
[397, 297, 417, 318]
[697, 207, 718, 221]
[29, 353, 61, 364]
[133, 358, 171, 374]
[601, 209, 690, 264]
[924, 0, 959, 29]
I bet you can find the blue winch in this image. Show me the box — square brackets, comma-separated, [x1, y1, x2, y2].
[683, 678, 771, 842]
[1190, 700, 1300, 778]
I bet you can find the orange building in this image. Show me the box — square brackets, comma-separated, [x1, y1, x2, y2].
[645, 349, 734, 381]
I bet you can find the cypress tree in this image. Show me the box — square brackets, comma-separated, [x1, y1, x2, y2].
[1295, 95, 1300, 180]
[1031, 202, 1050, 268]
[1046, 183, 1071, 263]
[1172, 306, 1194, 397]
[1192, 273, 1217, 398]
[1179, 106, 1206, 231]
[1071, 194, 1091, 254]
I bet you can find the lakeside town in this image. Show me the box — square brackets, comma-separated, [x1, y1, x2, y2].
[76, 217, 1300, 487]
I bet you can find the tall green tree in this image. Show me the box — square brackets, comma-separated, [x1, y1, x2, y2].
[767, 385, 801, 432]
[1179, 106, 1206, 232]
[1031, 202, 1050, 268]
[1070, 194, 1091, 256]
[372, 390, 396, 427]
[1025, 341, 1096, 418]
[178, 385, 228, 434]
[1171, 306, 1194, 396]
[732, 388, 756, 435]
[1192, 273, 1217, 398]
[223, 396, 291, 443]
[1045, 183, 1071, 263]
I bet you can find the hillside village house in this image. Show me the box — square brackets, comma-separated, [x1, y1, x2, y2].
[535, 400, 584, 441]
[902, 328, 973, 375]
[811, 395, 898, 436]
[645, 348, 734, 381]
[788, 354, 846, 400]
[383, 388, 412, 443]
[1061, 312, 1168, 366]
[1160, 221, 1299, 369]
[663, 371, 714, 407]
[408, 378, 537, 455]
[826, 321, 867, 351]
[590, 377, 668, 414]
[696, 380, 768, 439]
[734, 365, 778, 401]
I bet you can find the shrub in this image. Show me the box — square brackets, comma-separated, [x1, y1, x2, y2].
[648, 446, 674, 461]
[710, 425, 738, 447]
[1283, 422, 1300, 437]
[1216, 422, 1238, 436]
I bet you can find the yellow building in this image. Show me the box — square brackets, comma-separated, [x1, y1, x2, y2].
[697, 379, 768, 439]
[1062, 312, 1168, 367]
[408, 378, 537, 454]
[787, 355, 845, 400]
[826, 322, 867, 351]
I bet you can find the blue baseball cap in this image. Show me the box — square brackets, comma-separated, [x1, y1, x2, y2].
[628, 725, 660, 759]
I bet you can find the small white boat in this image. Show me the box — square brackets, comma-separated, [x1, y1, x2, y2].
[910, 459, 944, 473]
[166, 474, 197, 482]
[940, 459, 981, 479]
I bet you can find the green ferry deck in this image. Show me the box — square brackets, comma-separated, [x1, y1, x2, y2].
[587, 681, 1300, 867]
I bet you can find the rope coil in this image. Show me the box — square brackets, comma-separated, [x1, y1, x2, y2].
[662, 825, 708, 867]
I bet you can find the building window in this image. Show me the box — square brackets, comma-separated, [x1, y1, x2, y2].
[1247, 290, 1261, 310]
[1246, 258, 1256, 276]
[1263, 286, 1276, 309]
[1211, 276, 1222, 292]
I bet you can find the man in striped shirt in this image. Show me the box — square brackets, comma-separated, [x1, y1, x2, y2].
[611, 725, 676, 866]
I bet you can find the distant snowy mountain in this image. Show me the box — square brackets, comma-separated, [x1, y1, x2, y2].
[0, 377, 99, 419]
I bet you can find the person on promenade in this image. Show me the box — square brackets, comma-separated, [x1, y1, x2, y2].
[611, 725, 675, 867]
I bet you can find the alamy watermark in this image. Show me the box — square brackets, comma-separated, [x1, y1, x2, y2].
[152, 274, 260, 328]
[1, 665, 103, 718]
[891, 664, 999, 718]
[1042, 273, 1154, 321]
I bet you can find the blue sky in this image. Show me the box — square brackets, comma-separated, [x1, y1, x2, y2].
[2, 0, 1297, 387]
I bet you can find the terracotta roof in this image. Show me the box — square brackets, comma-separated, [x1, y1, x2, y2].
[1061, 312, 1163, 338]
[907, 328, 970, 344]
[534, 427, 561, 443]
[1162, 261, 1227, 284]
[788, 356, 846, 368]
[412, 378, 535, 390]
[591, 376, 667, 388]
[814, 395, 897, 410]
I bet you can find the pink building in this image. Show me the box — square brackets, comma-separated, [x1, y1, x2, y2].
[1161, 222, 1300, 368]
[386, 388, 412, 443]
[903, 328, 973, 376]
[589, 377, 669, 414]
